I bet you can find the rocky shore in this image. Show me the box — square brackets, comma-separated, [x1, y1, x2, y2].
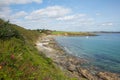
[36, 35, 120, 80]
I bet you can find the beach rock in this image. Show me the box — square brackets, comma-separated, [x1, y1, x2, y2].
[77, 67, 98, 80]
[97, 72, 120, 80]
[68, 57, 80, 65]
[67, 63, 76, 72]
[67, 56, 88, 66]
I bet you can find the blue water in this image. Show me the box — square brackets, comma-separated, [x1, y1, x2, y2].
[55, 33, 120, 73]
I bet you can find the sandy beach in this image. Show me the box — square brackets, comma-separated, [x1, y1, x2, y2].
[36, 35, 120, 80]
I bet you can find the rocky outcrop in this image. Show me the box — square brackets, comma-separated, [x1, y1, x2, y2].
[67, 62, 76, 72]
[77, 67, 98, 80]
[97, 72, 120, 80]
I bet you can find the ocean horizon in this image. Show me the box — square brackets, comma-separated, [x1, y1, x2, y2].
[55, 33, 120, 73]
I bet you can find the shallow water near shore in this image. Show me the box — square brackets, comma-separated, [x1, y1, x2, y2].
[54, 33, 120, 73]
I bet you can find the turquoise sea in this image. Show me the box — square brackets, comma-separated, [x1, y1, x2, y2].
[55, 33, 120, 73]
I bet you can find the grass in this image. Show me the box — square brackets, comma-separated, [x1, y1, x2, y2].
[51, 31, 96, 36]
[0, 19, 77, 80]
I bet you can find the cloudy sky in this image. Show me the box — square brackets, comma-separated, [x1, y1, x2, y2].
[0, 0, 120, 31]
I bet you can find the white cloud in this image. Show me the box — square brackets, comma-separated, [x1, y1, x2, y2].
[0, 7, 27, 21]
[0, 2, 95, 31]
[96, 13, 101, 16]
[13, 5, 94, 30]
[11, 11, 27, 19]
[56, 14, 86, 21]
[57, 15, 75, 20]
[101, 22, 113, 26]
[25, 6, 71, 20]
[0, 0, 42, 20]
[0, 6, 11, 19]
[0, 0, 42, 5]
[56, 13, 94, 27]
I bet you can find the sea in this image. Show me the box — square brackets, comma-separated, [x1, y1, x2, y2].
[54, 33, 120, 73]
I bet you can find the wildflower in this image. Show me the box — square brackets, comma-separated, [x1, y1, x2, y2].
[10, 54, 15, 60]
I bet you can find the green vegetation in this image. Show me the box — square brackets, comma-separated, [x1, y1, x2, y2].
[51, 31, 96, 36]
[34, 29, 96, 36]
[36, 29, 52, 35]
[0, 19, 76, 80]
[0, 20, 23, 40]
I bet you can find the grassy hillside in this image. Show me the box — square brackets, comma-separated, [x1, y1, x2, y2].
[0, 19, 76, 80]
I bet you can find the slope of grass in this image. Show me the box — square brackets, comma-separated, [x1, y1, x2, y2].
[0, 19, 77, 80]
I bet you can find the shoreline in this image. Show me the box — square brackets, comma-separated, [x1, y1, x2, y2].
[36, 35, 120, 80]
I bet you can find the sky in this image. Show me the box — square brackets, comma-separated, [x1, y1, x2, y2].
[0, 0, 120, 31]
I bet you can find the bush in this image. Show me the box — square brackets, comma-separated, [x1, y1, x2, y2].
[0, 19, 23, 40]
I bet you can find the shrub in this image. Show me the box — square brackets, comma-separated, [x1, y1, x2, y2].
[0, 19, 23, 40]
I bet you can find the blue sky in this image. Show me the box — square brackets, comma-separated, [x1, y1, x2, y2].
[0, 0, 120, 31]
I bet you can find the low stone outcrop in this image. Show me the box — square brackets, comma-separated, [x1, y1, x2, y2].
[77, 67, 98, 80]
[97, 72, 120, 80]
